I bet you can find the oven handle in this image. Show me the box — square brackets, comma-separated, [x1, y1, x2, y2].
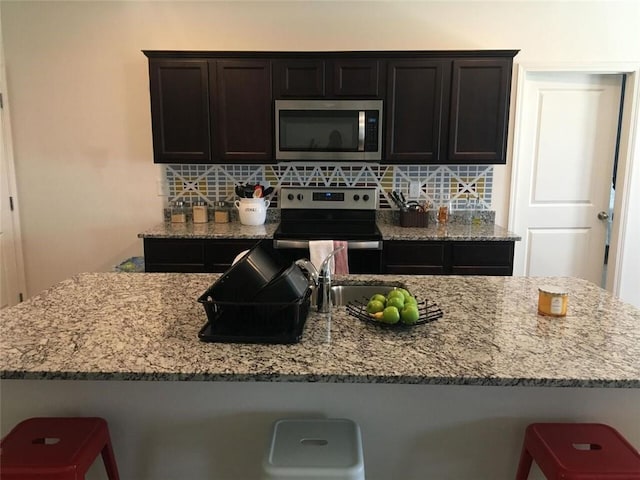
[273, 239, 382, 250]
[358, 111, 365, 151]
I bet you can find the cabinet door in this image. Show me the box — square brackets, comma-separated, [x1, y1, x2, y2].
[204, 239, 258, 272]
[273, 59, 326, 98]
[148, 59, 211, 164]
[447, 59, 512, 164]
[214, 60, 273, 162]
[332, 59, 382, 97]
[385, 60, 450, 163]
[143, 239, 206, 272]
[450, 241, 514, 275]
[384, 241, 446, 274]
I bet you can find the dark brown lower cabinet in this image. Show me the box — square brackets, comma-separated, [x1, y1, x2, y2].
[144, 238, 259, 273]
[384, 240, 514, 275]
[144, 238, 514, 276]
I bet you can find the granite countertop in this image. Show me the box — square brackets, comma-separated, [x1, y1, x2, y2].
[2, 273, 638, 387]
[138, 220, 521, 241]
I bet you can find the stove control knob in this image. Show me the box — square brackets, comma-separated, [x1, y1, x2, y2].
[287, 194, 294, 201]
[353, 194, 360, 201]
[363, 194, 370, 202]
[297, 194, 304, 201]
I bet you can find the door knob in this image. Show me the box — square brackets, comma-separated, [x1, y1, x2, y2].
[597, 211, 609, 220]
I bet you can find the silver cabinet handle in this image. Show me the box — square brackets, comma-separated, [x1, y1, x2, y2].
[597, 211, 610, 220]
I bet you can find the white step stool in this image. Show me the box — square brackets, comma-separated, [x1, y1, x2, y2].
[262, 418, 365, 480]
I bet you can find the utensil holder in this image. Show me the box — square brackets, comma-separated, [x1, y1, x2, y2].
[400, 210, 429, 228]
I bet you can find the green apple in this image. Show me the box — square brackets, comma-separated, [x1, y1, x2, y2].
[386, 296, 405, 310]
[366, 299, 385, 314]
[370, 294, 387, 305]
[401, 304, 420, 325]
[381, 306, 400, 324]
[404, 296, 418, 306]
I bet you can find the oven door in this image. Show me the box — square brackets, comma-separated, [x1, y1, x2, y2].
[275, 100, 382, 161]
[273, 239, 383, 274]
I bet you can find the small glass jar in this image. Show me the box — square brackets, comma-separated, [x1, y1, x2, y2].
[214, 201, 230, 224]
[538, 286, 569, 317]
[170, 201, 187, 223]
[192, 201, 209, 224]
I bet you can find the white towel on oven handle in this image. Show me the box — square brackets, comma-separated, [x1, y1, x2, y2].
[309, 240, 335, 273]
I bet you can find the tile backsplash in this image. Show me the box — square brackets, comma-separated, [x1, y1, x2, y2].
[164, 162, 493, 211]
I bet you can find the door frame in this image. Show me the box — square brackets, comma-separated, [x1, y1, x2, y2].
[0, 25, 27, 306]
[508, 62, 640, 297]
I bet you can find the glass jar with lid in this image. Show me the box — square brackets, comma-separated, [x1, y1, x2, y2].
[170, 201, 187, 223]
[192, 201, 209, 224]
[214, 201, 230, 224]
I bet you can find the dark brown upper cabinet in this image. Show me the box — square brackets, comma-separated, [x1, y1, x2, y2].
[385, 60, 450, 163]
[385, 55, 514, 165]
[145, 50, 517, 165]
[448, 58, 512, 164]
[148, 59, 212, 164]
[214, 60, 273, 162]
[274, 58, 382, 98]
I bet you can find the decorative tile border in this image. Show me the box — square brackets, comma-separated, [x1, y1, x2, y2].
[164, 163, 493, 211]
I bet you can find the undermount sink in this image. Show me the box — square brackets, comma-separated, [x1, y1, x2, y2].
[319, 284, 403, 306]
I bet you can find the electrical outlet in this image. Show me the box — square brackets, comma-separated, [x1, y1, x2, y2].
[409, 181, 421, 197]
[157, 179, 168, 196]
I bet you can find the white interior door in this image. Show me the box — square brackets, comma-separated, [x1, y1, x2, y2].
[0, 53, 25, 308]
[510, 72, 623, 284]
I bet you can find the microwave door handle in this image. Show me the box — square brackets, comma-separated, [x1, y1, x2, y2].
[358, 111, 365, 151]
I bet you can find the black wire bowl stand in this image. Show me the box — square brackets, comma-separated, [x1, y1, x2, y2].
[345, 298, 443, 328]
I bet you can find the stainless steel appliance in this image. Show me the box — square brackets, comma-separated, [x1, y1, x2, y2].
[273, 187, 383, 274]
[275, 100, 383, 161]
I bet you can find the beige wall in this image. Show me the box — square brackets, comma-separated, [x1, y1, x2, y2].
[2, 0, 639, 297]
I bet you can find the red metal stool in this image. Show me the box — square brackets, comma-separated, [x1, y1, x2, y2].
[0, 417, 120, 479]
[516, 423, 640, 479]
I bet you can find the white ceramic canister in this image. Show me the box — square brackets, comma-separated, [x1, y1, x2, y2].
[234, 197, 270, 226]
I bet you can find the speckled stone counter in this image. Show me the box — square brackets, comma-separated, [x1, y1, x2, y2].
[2, 273, 638, 387]
[138, 220, 520, 241]
[138, 221, 278, 239]
[377, 222, 520, 241]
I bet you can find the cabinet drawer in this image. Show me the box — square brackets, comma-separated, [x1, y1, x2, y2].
[144, 239, 205, 264]
[204, 239, 259, 272]
[384, 241, 445, 274]
[450, 241, 514, 266]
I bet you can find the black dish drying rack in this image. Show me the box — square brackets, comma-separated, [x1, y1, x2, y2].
[345, 298, 443, 328]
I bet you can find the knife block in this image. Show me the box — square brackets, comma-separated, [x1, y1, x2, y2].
[400, 210, 429, 228]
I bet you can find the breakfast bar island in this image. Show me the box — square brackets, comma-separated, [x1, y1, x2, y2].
[2, 273, 639, 479]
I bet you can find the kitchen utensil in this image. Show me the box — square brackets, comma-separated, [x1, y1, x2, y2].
[263, 186, 274, 197]
[390, 191, 407, 211]
[253, 185, 263, 198]
[254, 262, 310, 302]
[203, 240, 287, 302]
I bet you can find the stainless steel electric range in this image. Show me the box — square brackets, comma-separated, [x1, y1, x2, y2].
[273, 187, 383, 274]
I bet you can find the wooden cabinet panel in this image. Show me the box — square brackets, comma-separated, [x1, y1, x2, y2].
[144, 239, 206, 272]
[447, 59, 512, 164]
[383, 240, 514, 275]
[274, 58, 382, 98]
[148, 59, 211, 164]
[385, 60, 449, 163]
[450, 241, 514, 275]
[332, 59, 382, 97]
[214, 60, 273, 162]
[204, 239, 258, 272]
[384, 241, 446, 273]
[273, 59, 326, 97]
[144, 238, 262, 273]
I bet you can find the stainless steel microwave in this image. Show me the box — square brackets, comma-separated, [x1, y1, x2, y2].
[275, 100, 383, 161]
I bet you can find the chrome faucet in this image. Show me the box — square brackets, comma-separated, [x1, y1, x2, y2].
[316, 245, 346, 314]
